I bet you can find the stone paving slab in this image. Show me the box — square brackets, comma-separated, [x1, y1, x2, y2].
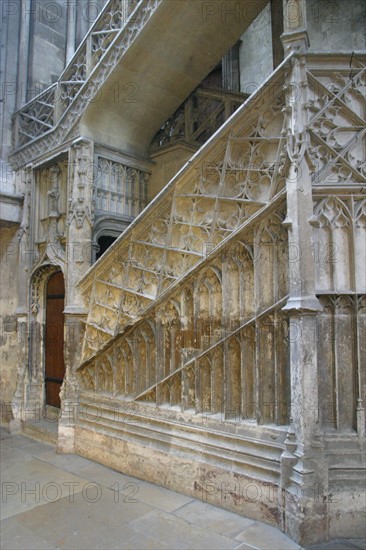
[0, 517, 59, 550]
[35, 449, 96, 473]
[173, 499, 256, 538]
[72, 461, 195, 515]
[305, 541, 366, 550]
[125, 509, 238, 549]
[1, 464, 88, 520]
[70, 462, 144, 491]
[2, 434, 53, 453]
[118, 533, 173, 549]
[119, 478, 194, 513]
[11, 491, 145, 549]
[346, 542, 366, 550]
[2, 453, 77, 482]
[0, 445, 28, 462]
[235, 521, 301, 549]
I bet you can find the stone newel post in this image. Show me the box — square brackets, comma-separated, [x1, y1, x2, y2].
[281, 53, 328, 544]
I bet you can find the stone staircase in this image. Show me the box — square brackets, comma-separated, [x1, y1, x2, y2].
[72, 51, 365, 545]
[12, 0, 139, 150]
[78, 59, 288, 354]
[76, 55, 291, 424]
[76, 52, 366, 426]
[11, 0, 267, 169]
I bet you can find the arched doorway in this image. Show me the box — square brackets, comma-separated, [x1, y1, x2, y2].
[45, 271, 65, 408]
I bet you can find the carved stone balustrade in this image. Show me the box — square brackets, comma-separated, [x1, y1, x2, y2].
[150, 87, 248, 152]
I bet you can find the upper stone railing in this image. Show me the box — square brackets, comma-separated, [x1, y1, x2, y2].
[13, 84, 57, 148]
[150, 87, 248, 153]
[11, 0, 153, 158]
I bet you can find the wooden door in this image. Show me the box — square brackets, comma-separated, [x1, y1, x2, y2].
[45, 271, 65, 408]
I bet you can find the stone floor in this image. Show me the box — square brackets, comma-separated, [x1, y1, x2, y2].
[0, 427, 365, 550]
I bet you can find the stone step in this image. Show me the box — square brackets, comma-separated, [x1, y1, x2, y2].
[22, 418, 58, 445]
[44, 405, 60, 421]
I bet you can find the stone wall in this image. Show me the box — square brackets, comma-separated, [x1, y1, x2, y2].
[27, 0, 109, 97]
[237, 0, 366, 99]
[0, 226, 19, 421]
[27, 0, 68, 95]
[0, 1, 20, 192]
[239, 2, 273, 95]
[306, 0, 366, 51]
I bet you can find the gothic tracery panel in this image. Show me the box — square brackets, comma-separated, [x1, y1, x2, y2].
[254, 212, 289, 311]
[317, 294, 362, 432]
[95, 156, 149, 217]
[313, 196, 364, 293]
[196, 268, 223, 349]
[307, 64, 366, 187]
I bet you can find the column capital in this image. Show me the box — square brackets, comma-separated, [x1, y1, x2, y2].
[282, 296, 322, 313]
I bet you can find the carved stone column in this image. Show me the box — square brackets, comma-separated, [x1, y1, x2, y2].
[281, 55, 327, 545]
[10, 168, 33, 432]
[58, 140, 95, 453]
[66, 140, 95, 306]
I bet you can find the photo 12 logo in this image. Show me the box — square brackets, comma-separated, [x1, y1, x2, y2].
[202, 2, 264, 24]
[2, 1, 106, 24]
[1, 480, 139, 504]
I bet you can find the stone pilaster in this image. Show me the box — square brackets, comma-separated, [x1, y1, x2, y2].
[10, 168, 33, 431]
[58, 312, 86, 453]
[58, 140, 95, 452]
[65, 140, 95, 307]
[16, 0, 31, 108]
[281, 54, 327, 545]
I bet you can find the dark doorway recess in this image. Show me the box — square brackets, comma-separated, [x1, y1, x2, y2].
[96, 235, 117, 260]
[45, 271, 65, 408]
